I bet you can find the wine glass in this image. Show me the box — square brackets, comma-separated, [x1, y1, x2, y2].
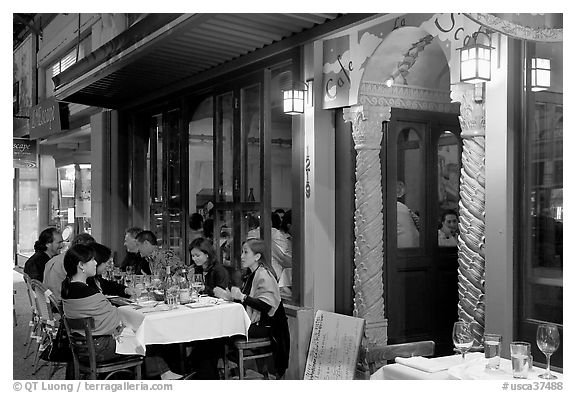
[536, 324, 560, 379]
[192, 274, 205, 294]
[453, 321, 474, 361]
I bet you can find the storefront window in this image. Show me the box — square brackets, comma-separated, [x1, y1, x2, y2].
[518, 40, 562, 366]
[188, 96, 214, 248]
[15, 168, 38, 259]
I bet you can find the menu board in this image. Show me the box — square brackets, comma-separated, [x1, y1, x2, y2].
[303, 310, 365, 380]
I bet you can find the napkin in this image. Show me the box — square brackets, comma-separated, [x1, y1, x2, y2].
[394, 356, 450, 373]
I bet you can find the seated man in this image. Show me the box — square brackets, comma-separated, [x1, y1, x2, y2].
[136, 230, 183, 274]
[121, 227, 150, 275]
[25, 227, 63, 281]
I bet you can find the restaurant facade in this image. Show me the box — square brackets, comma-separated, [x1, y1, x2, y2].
[13, 13, 563, 377]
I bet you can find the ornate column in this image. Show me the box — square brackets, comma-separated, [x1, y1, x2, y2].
[343, 104, 390, 348]
[451, 83, 486, 346]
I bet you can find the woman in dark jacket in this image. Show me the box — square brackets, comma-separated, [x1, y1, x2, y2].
[189, 237, 229, 296]
[87, 243, 132, 298]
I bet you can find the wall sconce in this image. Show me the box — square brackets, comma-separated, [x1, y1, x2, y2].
[531, 57, 551, 92]
[458, 30, 493, 84]
[283, 81, 311, 115]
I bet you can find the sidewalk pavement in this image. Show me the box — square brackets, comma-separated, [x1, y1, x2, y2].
[13, 270, 65, 380]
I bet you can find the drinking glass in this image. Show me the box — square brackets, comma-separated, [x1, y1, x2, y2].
[124, 273, 133, 288]
[536, 324, 560, 380]
[112, 268, 123, 284]
[452, 321, 474, 361]
[483, 333, 502, 370]
[192, 274, 205, 294]
[510, 341, 531, 379]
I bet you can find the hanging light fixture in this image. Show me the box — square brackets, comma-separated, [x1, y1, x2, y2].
[458, 30, 493, 84]
[283, 81, 309, 115]
[531, 57, 551, 92]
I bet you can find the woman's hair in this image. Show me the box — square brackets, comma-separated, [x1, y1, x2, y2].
[91, 243, 112, 266]
[189, 213, 204, 230]
[34, 227, 59, 252]
[272, 213, 282, 230]
[61, 244, 95, 299]
[441, 209, 458, 223]
[280, 210, 292, 234]
[189, 237, 216, 267]
[243, 239, 277, 280]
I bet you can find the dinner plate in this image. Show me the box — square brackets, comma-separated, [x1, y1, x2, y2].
[447, 361, 511, 380]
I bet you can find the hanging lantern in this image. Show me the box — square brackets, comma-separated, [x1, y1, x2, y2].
[459, 31, 493, 84]
[283, 81, 310, 115]
[531, 58, 551, 92]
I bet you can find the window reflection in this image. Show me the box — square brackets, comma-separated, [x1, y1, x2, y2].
[521, 40, 562, 325]
[437, 131, 461, 247]
[188, 96, 214, 252]
[396, 127, 422, 249]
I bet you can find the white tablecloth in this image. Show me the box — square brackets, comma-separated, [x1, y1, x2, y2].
[371, 353, 563, 380]
[115, 298, 251, 355]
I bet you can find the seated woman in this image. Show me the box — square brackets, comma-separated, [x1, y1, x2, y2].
[189, 237, 229, 297]
[87, 243, 132, 298]
[61, 244, 182, 380]
[214, 239, 290, 378]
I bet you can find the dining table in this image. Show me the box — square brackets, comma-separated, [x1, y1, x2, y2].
[370, 352, 563, 380]
[112, 296, 251, 357]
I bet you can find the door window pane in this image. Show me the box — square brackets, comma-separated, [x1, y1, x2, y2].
[396, 127, 423, 249]
[437, 131, 461, 247]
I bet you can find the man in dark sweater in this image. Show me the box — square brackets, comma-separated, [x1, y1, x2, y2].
[121, 227, 150, 275]
[24, 227, 63, 281]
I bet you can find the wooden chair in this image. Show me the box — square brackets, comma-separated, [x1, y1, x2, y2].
[224, 337, 274, 380]
[22, 273, 41, 359]
[61, 316, 144, 380]
[358, 340, 435, 379]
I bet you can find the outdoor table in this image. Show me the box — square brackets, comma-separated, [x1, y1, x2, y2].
[115, 297, 251, 356]
[371, 352, 563, 380]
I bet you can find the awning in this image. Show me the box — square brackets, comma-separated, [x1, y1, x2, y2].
[53, 13, 378, 110]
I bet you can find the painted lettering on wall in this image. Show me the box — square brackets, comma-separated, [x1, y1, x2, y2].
[30, 104, 56, 131]
[305, 146, 311, 199]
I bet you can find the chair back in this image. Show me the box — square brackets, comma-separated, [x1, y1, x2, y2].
[22, 273, 39, 315]
[31, 280, 56, 325]
[359, 340, 436, 378]
[61, 316, 98, 375]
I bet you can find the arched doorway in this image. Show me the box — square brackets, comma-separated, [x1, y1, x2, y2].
[360, 26, 462, 355]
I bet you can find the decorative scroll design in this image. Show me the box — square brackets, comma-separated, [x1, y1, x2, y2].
[389, 34, 435, 85]
[343, 105, 390, 347]
[464, 13, 563, 42]
[359, 83, 459, 114]
[452, 84, 486, 346]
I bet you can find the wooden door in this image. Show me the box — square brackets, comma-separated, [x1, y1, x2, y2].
[385, 108, 462, 356]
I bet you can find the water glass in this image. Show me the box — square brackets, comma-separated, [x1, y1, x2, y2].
[483, 333, 502, 370]
[510, 341, 531, 379]
[165, 286, 179, 309]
